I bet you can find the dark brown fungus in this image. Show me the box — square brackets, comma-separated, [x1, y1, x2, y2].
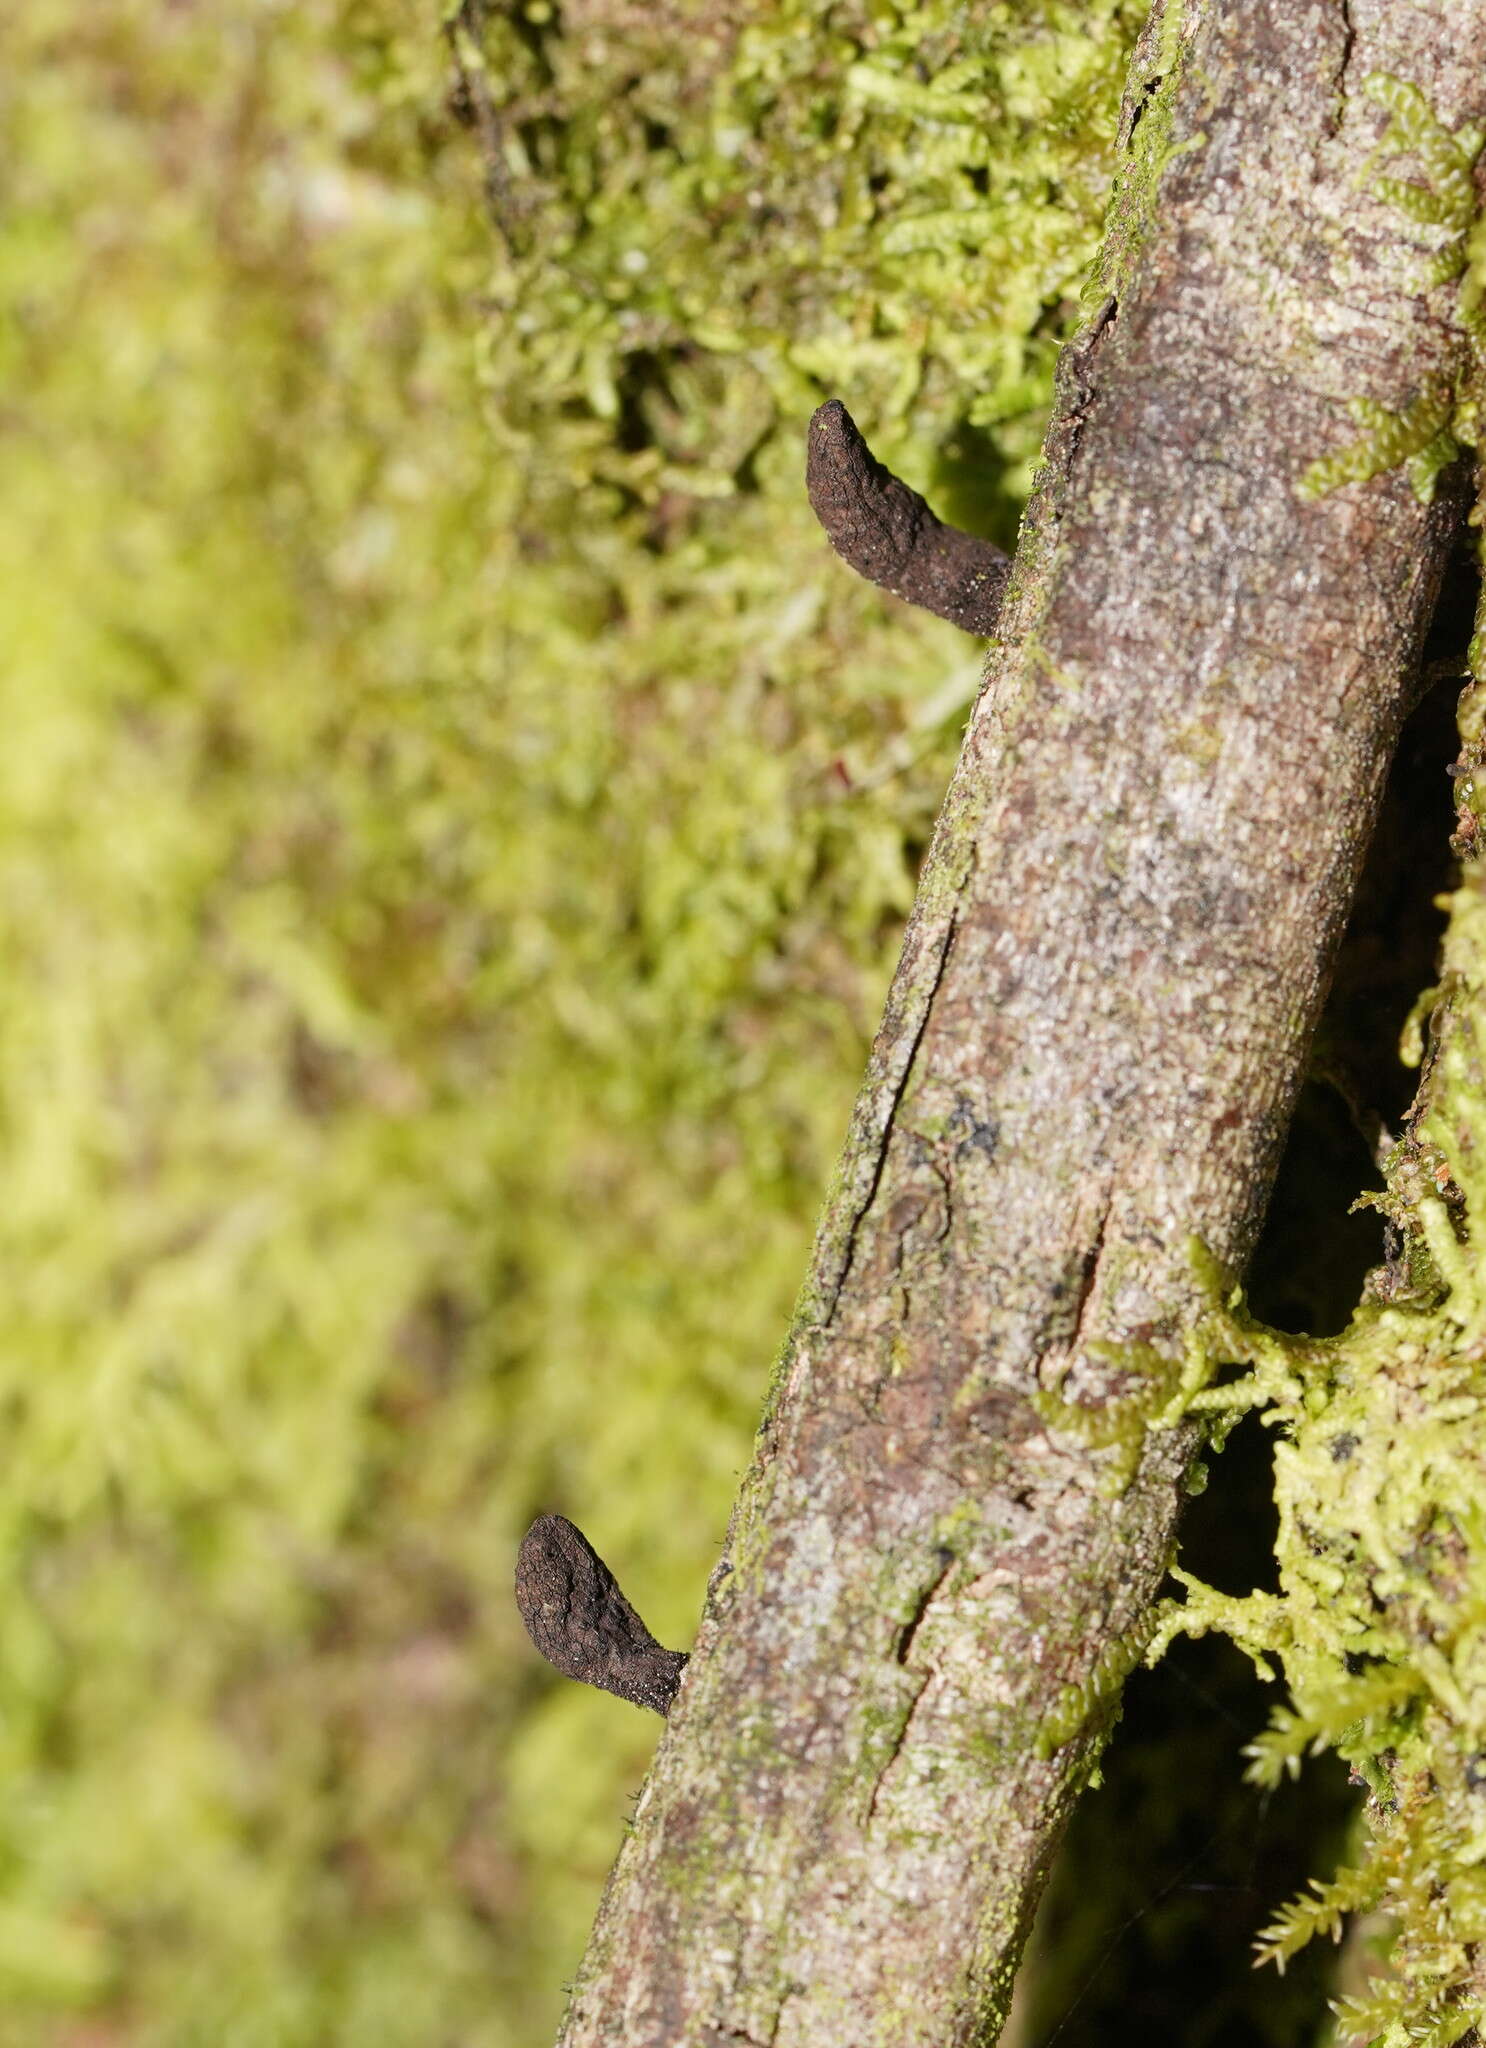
[514, 1513, 689, 1717]
[805, 398, 1010, 637]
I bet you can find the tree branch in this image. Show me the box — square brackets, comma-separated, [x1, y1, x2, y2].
[550, 3, 1486, 2042]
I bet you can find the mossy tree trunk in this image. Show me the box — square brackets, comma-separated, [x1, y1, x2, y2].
[556, 4, 1486, 2042]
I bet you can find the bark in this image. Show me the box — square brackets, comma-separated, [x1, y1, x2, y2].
[556, 4, 1486, 2043]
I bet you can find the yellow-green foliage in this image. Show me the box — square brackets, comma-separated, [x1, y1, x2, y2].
[1148, 679, 1486, 2039]
[1300, 75, 1484, 505]
[1130, 94, 1486, 2048]
[1365, 75, 1483, 256]
[1, 0, 1142, 2040]
[1031, 1286, 1253, 1499]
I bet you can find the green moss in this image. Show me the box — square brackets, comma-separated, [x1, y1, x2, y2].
[0, 1, 1147, 2039]
[1139, 626, 1486, 2043]
[1300, 75, 1484, 507]
[1298, 385, 1460, 505]
[1036, 1616, 1156, 1757]
[1082, 0, 1200, 311]
[1029, 1239, 1281, 1502]
[1364, 74, 1484, 244]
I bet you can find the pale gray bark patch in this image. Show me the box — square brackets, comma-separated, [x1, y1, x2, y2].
[554, 3, 1486, 2044]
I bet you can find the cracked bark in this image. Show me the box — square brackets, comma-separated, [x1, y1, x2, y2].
[553, 3, 1486, 2044]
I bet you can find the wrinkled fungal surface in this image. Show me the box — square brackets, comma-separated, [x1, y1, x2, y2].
[516, 1516, 689, 1717]
[806, 400, 1010, 635]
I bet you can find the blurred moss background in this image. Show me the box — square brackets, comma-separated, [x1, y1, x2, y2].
[1, 2, 1140, 2040]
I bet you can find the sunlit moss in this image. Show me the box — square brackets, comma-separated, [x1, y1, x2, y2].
[0, 1, 1141, 2039]
[1144, 668, 1486, 2044]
